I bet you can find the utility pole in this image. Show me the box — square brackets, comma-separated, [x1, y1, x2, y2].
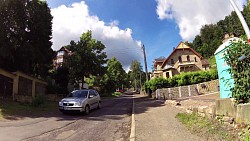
[142, 44, 149, 81]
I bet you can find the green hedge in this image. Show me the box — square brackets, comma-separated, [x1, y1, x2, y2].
[223, 38, 250, 103]
[145, 69, 218, 91]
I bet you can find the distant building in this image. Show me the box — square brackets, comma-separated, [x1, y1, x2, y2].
[53, 47, 72, 69]
[151, 42, 210, 79]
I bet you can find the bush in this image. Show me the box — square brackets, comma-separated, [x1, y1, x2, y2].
[32, 95, 46, 107]
[145, 69, 218, 91]
[223, 38, 250, 103]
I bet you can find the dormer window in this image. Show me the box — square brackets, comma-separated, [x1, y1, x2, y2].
[57, 51, 65, 56]
[194, 57, 197, 62]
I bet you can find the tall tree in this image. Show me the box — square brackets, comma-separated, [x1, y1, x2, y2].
[189, 4, 250, 58]
[67, 31, 107, 88]
[106, 57, 126, 90]
[129, 60, 143, 90]
[0, 0, 54, 78]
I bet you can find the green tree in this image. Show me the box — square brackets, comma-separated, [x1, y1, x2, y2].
[106, 57, 126, 90]
[129, 60, 143, 90]
[67, 31, 107, 88]
[0, 0, 54, 78]
[190, 4, 250, 58]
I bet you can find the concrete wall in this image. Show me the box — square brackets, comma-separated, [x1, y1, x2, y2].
[156, 79, 219, 100]
[188, 98, 250, 125]
[236, 103, 250, 124]
[0, 68, 48, 103]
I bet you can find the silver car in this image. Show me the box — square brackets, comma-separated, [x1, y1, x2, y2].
[59, 89, 101, 114]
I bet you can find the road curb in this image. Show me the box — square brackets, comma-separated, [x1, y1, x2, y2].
[130, 93, 135, 141]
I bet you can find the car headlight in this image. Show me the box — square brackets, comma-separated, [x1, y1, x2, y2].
[75, 102, 81, 106]
[59, 101, 63, 106]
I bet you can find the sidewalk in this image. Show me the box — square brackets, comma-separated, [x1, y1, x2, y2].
[134, 94, 204, 141]
[0, 116, 78, 141]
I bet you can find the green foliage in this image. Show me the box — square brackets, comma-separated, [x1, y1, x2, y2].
[85, 57, 127, 94]
[223, 39, 250, 103]
[187, 4, 250, 58]
[67, 31, 107, 88]
[32, 95, 46, 107]
[0, 0, 54, 78]
[240, 125, 250, 141]
[145, 70, 218, 91]
[208, 56, 217, 70]
[144, 77, 169, 91]
[106, 57, 127, 90]
[53, 67, 69, 89]
[129, 60, 145, 90]
[112, 92, 122, 97]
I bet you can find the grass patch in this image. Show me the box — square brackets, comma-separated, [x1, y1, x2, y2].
[0, 99, 58, 120]
[176, 113, 238, 140]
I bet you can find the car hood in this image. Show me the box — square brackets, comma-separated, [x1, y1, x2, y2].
[61, 97, 87, 103]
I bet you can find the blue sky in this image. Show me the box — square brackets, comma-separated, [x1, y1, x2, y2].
[46, 0, 247, 71]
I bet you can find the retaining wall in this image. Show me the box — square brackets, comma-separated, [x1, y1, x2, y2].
[156, 79, 219, 100]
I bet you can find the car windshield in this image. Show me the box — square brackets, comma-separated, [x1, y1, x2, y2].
[67, 90, 88, 98]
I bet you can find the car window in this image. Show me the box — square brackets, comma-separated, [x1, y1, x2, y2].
[67, 90, 88, 98]
[89, 90, 96, 97]
[94, 90, 99, 96]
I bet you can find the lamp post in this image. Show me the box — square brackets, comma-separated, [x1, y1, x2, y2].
[229, 0, 250, 42]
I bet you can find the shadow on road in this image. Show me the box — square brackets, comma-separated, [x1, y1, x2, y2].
[0, 92, 166, 122]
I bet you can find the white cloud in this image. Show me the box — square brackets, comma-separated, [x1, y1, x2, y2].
[51, 1, 143, 71]
[156, 0, 246, 41]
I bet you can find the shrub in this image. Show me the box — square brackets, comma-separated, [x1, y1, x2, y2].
[32, 95, 46, 107]
[223, 38, 250, 103]
[145, 70, 218, 91]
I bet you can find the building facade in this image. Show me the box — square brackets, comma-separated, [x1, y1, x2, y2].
[151, 42, 210, 79]
[53, 47, 72, 69]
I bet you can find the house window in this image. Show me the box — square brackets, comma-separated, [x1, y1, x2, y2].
[171, 59, 174, 64]
[57, 58, 63, 63]
[187, 55, 190, 61]
[194, 57, 197, 62]
[178, 56, 182, 62]
[57, 51, 65, 56]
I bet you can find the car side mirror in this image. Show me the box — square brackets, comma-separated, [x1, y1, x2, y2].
[89, 95, 94, 98]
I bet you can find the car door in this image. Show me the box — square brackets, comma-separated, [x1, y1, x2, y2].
[88, 90, 97, 109]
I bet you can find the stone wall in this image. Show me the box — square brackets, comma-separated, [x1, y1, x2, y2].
[187, 98, 250, 125]
[156, 79, 219, 100]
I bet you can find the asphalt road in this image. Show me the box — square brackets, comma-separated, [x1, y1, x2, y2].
[24, 94, 133, 141]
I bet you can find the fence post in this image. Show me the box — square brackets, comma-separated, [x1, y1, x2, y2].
[188, 86, 191, 96]
[179, 86, 182, 98]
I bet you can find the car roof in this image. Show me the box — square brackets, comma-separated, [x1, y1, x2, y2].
[71, 89, 95, 92]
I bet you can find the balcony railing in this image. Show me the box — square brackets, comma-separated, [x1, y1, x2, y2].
[178, 60, 195, 66]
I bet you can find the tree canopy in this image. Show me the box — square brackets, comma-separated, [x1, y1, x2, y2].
[67, 31, 107, 88]
[0, 0, 54, 78]
[188, 3, 250, 58]
[129, 60, 144, 90]
[106, 57, 127, 89]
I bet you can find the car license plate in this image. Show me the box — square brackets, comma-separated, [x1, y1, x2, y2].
[64, 107, 71, 110]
